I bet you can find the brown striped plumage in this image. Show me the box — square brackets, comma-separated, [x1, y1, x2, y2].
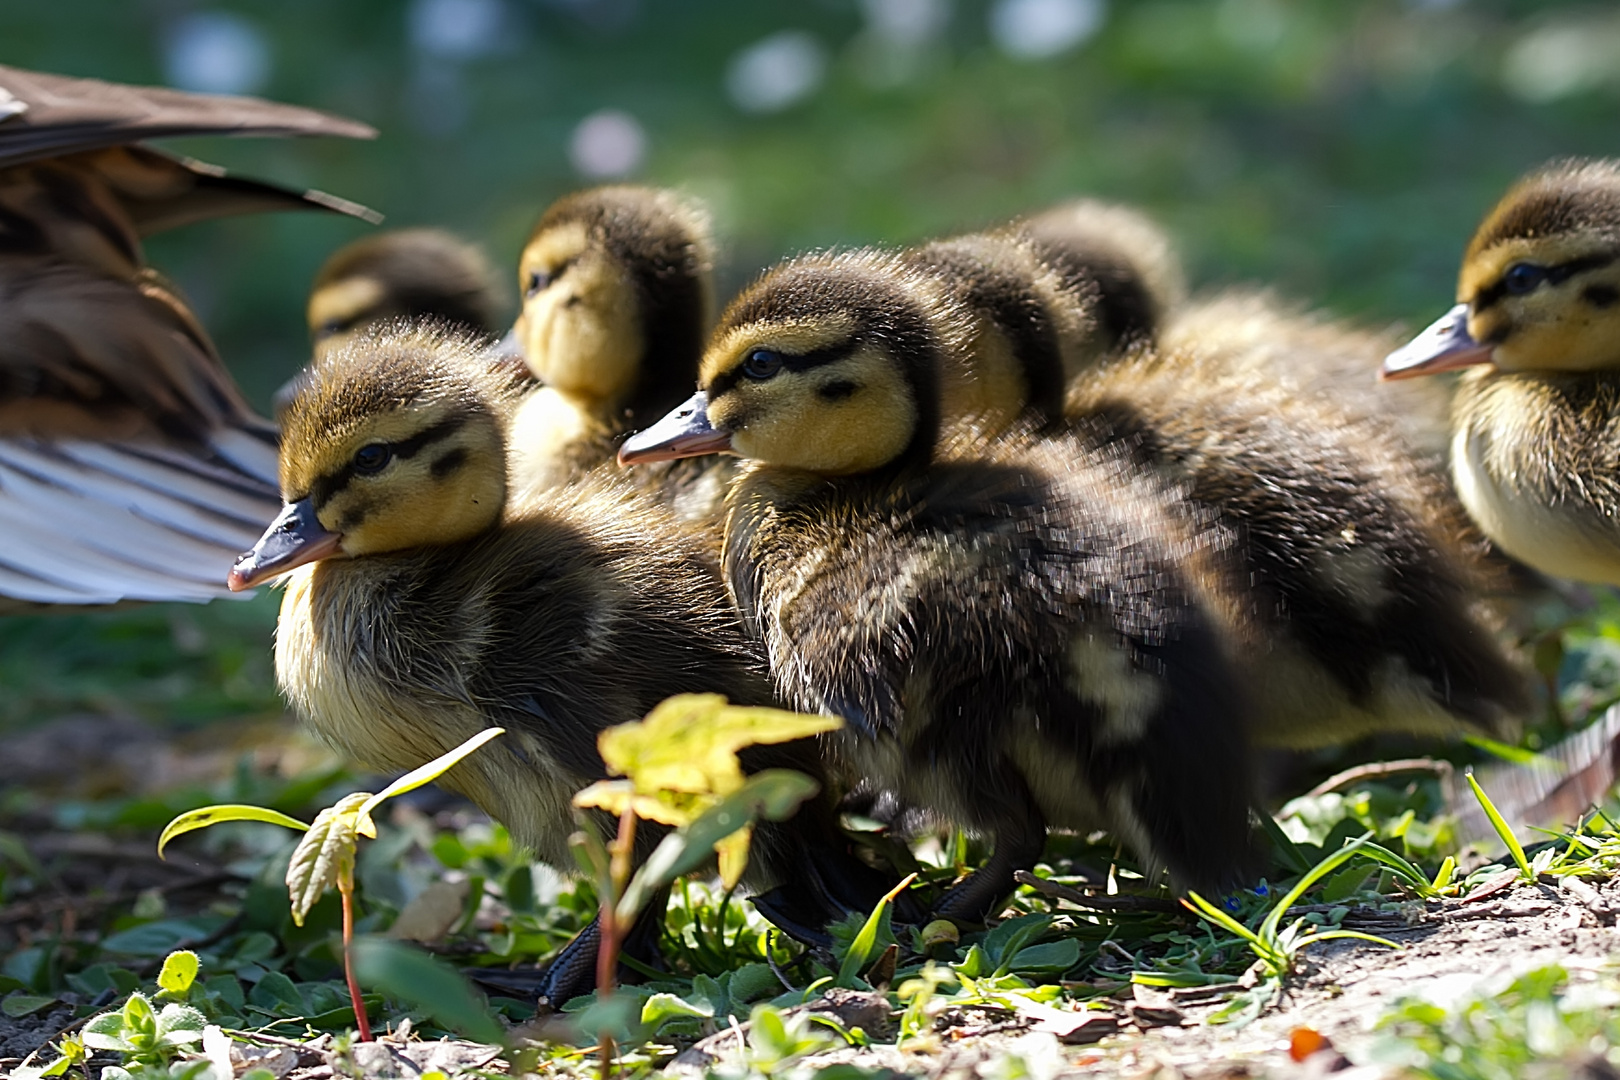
[0, 70, 374, 608]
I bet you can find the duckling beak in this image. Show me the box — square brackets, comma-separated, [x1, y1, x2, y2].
[1380, 303, 1494, 380]
[227, 498, 342, 591]
[617, 391, 732, 465]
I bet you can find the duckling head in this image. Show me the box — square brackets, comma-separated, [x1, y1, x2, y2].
[619, 249, 960, 476]
[228, 325, 510, 589]
[307, 228, 505, 348]
[512, 185, 712, 425]
[1384, 159, 1620, 379]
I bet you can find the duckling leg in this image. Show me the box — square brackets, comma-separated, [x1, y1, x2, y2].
[931, 765, 1049, 926]
[533, 886, 671, 1009]
[749, 804, 926, 944]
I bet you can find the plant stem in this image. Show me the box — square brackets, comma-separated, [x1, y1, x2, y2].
[339, 880, 372, 1043]
[596, 803, 638, 1080]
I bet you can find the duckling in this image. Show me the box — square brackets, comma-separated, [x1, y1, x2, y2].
[1015, 198, 1188, 366]
[900, 200, 1184, 433]
[505, 185, 734, 518]
[890, 218, 1527, 747]
[230, 323, 909, 1001]
[0, 65, 375, 609]
[306, 229, 505, 350]
[1381, 159, 1620, 587]
[620, 250, 1257, 923]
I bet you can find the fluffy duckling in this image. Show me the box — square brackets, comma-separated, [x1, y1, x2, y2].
[889, 218, 1527, 746]
[1381, 159, 1620, 587]
[0, 65, 374, 609]
[306, 228, 505, 349]
[506, 187, 711, 480]
[230, 323, 906, 1000]
[900, 200, 1185, 432]
[621, 250, 1257, 922]
[1016, 198, 1187, 365]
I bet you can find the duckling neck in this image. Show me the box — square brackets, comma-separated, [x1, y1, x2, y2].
[508, 385, 616, 491]
[1452, 366, 1620, 585]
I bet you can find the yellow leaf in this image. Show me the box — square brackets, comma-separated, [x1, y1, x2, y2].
[716, 824, 754, 889]
[597, 694, 842, 799]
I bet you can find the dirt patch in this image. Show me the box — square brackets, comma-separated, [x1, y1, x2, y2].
[681, 879, 1619, 1079]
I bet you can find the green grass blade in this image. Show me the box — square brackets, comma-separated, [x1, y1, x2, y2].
[1349, 842, 1433, 894]
[1465, 770, 1532, 879]
[1181, 892, 1265, 949]
[1258, 835, 1372, 944]
[1293, 929, 1400, 951]
[834, 873, 916, 988]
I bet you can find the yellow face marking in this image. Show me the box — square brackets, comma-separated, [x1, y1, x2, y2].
[944, 319, 1028, 436]
[307, 276, 387, 339]
[708, 343, 917, 476]
[284, 402, 505, 558]
[1463, 236, 1620, 373]
[515, 222, 642, 403]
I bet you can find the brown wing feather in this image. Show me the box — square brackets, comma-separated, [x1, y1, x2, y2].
[0, 64, 375, 169]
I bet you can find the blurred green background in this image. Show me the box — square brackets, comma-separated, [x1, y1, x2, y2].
[2, 0, 1617, 731]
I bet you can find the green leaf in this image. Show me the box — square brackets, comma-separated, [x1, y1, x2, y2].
[157, 805, 308, 857]
[835, 874, 916, 989]
[641, 992, 714, 1034]
[100, 919, 222, 959]
[156, 952, 200, 997]
[1, 993, 56, 1017]
[286, 793, 367, 926]
[356, 728, 506, 826]
[350, 938, 504, 1045]
[1002, 939, 1081, 974]
[1466, 771, 1532, 880]
[247, 972, 305, 1015]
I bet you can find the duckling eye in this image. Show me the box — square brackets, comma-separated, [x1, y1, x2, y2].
[352, 443, 392, 475]
[524, 270, 551, 298]
[1503, 262, 1548, 296]
[742, 349, 784, 380]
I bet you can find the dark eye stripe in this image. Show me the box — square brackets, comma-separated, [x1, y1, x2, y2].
[310, 414, 468, 508]
[707, 341, 856, 398]
[1474, 251, 1620, 312]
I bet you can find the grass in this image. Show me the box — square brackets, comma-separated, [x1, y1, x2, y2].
[8, 593, 1620, 1074]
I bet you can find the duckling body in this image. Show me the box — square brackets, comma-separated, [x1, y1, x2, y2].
[236, 324, 903, 999]
[1069, 350, 1526, 747]
[894, 204, 1525, 746]
[0, 68, 374, 608]
[622, 251, 1257, 920]
[507, 186, 732, 517]
[1383, 159, 1620, 587]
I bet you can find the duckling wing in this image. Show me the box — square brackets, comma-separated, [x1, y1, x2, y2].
[0, 259, 280, 608]
[0, 64, 374, 170]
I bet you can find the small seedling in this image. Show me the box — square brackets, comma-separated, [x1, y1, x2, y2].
[1184, 836, 1400, 1015]
[1465, 769, 1536, 883]
[566, 694, 842, 1078]
[157, 727, 507, 1040]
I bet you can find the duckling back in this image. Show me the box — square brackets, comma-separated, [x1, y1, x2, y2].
[1067, 345, 1528, 747]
